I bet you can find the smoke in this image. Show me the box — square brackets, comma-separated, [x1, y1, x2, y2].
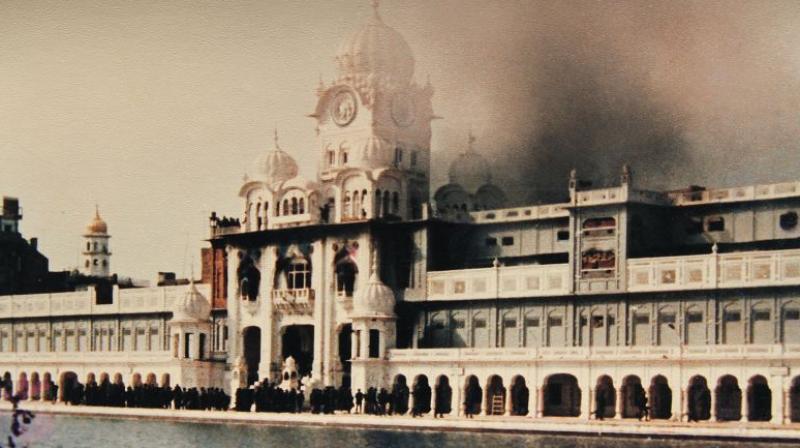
[416, 0, 800, 204]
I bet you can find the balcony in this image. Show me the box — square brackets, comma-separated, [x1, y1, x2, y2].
[425, 264, 570, 302]
[668, 180, 800, 206]
[387, 344, 799, 363]
[627, 248, 800, 292]
[271, 288, 315, 314]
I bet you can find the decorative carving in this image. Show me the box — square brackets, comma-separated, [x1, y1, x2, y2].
[331, 90, 357, 126]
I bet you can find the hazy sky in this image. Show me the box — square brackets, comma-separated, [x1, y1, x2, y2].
[2, 0, 800, 282]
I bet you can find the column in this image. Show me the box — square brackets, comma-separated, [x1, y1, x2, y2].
[530, 386, 538, 418]
[537, 386, 545, 418]
[710, 388, 717, 421]
[614, 388, 623, 419]
[378, 329, 386, 359]
[351, 330, 359, 360]
[580, 385, 591, 420]
[480, 377, 488, 416]
[505, 384, 513, 416]
[680, 388, 688, 422]
[361, 328, 369, 359]
[430, 382, 437, 416]
[740, 386, 748, 422]
[588, 388, 596, 420]
[770, 376, 784, 424]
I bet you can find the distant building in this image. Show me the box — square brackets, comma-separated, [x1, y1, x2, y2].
[0, 196, 52, 295]
[81, 208, 111, 278]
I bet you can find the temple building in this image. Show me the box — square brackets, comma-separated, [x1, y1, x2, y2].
[0, 1, 799, 425]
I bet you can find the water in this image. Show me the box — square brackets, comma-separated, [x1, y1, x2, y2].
[0, 414, 789, 448]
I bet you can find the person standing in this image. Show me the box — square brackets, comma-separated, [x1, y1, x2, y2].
[355, 389, 364, 413]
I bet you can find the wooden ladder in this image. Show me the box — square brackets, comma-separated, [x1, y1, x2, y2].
[491, 394, 505, 415]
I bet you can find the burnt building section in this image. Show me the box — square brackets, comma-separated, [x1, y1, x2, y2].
[0, 197, 53, 295]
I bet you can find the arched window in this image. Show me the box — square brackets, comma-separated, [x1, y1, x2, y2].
[375, 189, 382, 217]
[383, 191, 391, 216]
[392, 192, 400, 214]
[86, 242, 90, 251]
[291, 198, 298, 215]
[256, 203, 262, 229]
[352, 191, 361, 218]
[93, 242, 98, 251]
[340, 151, 348, 165]
[298, 198, 305, 214]
[85, 260, 90, 268]
[751, 303, 772, 344]
[283, 199, 289, 216]
[343, 192, 352, 218]
[93, 259, 98, 266]
[360, 189, 368, 218]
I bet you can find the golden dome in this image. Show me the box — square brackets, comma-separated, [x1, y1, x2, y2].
[86, 207, 108, 235]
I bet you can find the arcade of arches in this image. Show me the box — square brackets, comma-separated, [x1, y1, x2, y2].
[377, 370, 800, 422]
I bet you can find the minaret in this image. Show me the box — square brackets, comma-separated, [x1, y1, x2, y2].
[81, 206, 111, 277]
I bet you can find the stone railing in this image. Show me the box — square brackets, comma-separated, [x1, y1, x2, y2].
[0, 350, 173, 363]
[469, 204, 569, 224]
[0, 284, 209, 319]
[387, 343, 799, 363]
[627, 248, 800, 292]
[667, 180, 800, 206]
[426, 264, 570, 301]
[271, 288, 315, 314]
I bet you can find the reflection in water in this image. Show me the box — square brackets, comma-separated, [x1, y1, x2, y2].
[0, 414, 788, 448]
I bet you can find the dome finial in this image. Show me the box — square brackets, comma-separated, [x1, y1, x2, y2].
[273, 126, 280, 150]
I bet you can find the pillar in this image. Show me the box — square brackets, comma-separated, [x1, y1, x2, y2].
[588, 388, 596, 420]
[505, 382, 513, 416]
[580, 384, 591, 419]
[351, 330, 359, 360]
[430, 382, 437, 416]
[378, 329, 386, 359]
[680, 388, 688, 422]
[537, 386, 545, 418]
[615, 388, 623, 419]
[710, 388, 717, 421]
[770, 377, 784, 424]
[740, 384, 748, 422]
[480, 380, 489, 416]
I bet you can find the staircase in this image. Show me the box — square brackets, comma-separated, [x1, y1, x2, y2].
[491, 393, 505, 415]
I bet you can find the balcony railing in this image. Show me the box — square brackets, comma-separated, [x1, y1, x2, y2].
[0, 284, 207, 319]
[627, 248, 800, 292]
[426, 264, 570, 301]
[271, 288, 315, 314]
[387, 343, 799, 363]
[667, 180, 800, 206]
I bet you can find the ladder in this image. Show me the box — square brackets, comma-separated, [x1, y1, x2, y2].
[491, 394, 505, 415]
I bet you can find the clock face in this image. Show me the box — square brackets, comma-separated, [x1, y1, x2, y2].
[391, 92, 415, 127]
[331, 90, 357, 127]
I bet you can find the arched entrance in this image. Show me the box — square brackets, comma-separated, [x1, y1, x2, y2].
[791, 376, 800, 422]
[464, 375, 482, 416]
[281, 325, 314, 377]
[338, 324, 352, 388]
[391, 374, 409, 415]
[146, 373, 157, 386]
[543, 374, 580, 417]
[715, 375, 742, 421]
[510, 376, 529, 416]
[687, 376, 711, 421]
[486, 375, 506, 415]
[16, 372, 29, 399]
[131, 373, 142, 387]
[42, 372, 52, 401]
[2, 372, 12, 400]
[621, 375, 645, 419]
[649, 375, 672, 420]
[243, 326, 261, 386]
[434, 375, 452, 416]
[747, 375, 771, 422]
[59, 371, 79, 403]
[161, 373, 171, 388]
[595, 375, 616, 419]
[30, 372, 41, 400]
[412, 375, 431, 416]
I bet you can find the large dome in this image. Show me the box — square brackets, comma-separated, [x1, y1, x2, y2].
[352, 271, 396, 318]
[335, 3, 415, 84]
[448, 150, 492, 194]
[171, 282, 211, 323]
[251, 130, 298, 186]
[85, 207, 108, 235]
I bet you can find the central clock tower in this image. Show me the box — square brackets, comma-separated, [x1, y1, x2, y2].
[310, 2, 433, 223]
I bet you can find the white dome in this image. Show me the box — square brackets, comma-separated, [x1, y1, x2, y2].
[448, 150, 492, 194]
[250, 130, 298, 186]
[335, 4, 414, 84]
[282, 175, 319, 192]
[352, 271, 395, 318]
[171, 282, 211, 323]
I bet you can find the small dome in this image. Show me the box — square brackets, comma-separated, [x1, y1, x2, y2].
[352, 271, 395, 318]
[171, 282, 211, 323]
[282, 175, 319, 192]
[335, 3, 414, 84]
[448, 152, 491, 195]
[250, 130, 299, 186]
[86, 207, 108, 235]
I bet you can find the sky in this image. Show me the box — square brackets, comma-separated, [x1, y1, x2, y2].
[2, 0, 800, 282]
